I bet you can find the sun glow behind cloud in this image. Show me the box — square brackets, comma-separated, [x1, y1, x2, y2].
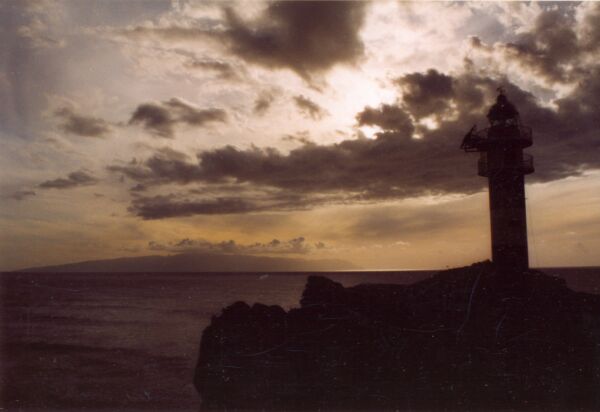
[359, 125, 382, 140]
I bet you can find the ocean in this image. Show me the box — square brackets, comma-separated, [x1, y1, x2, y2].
[2, 268, 598, 410]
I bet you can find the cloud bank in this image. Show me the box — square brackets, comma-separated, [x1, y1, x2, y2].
[148, 236, 323, 255]
[110, 62, 600, 219]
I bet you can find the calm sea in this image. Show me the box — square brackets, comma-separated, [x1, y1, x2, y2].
[1, 268, 598, 410]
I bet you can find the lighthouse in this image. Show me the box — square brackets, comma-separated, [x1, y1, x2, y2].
[460, 90, 534, 269]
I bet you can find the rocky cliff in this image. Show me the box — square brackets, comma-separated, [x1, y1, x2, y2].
[194, 261, 600, 410]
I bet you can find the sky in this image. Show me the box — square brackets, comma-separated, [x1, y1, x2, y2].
[1, 0, 599, 271]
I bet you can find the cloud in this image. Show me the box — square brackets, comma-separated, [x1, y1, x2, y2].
[130, 195, 259, 219]
[470, 4, 600, 84]
[129, 98, 227, 138]
[222, 1, 367, 79]
[128, 194, 277, 220]
[148, 236, 320, 255]
[17, 20, 65, 49]
[38, 171, 98, 189]
[120, 106, 481, 194]
[129, 103, 174, 137]
[165, 98, 226, 125]
[578, 2, 600, 51]
[14, 2, 66, 49]
[183, 58, 239, 80]
[109, 63, 600, 218]
[0, 2, 68, 137]
[8, 190, 36, 201]
[126, 187, 326, 219]
[356, 104, 414, 134]
[110, 128, 481, 219]
[54, 107, 111, 138]
[130, 183, 147, 192]
[293, 95, 327, 120]
[394, 69, 455, 120]
[253, 91, 275, 115]
[117, 22, 219, 43]
[114, 2, 367, 81]
[108, 147, 203, 185]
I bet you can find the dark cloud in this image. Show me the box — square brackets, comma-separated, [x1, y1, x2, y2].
[130, 195, 256, 219]
[148, 236, 318, 255]
[129, 103, 174, 137]
[129, 98, 227, 138]
[222, 1, 367, 79]
[54, 107, 111, 138]
[127, 188, 324, 219]
[500, 10, 577, 83]
[471, 4, 600, 84]
[164, 98, 227, 125]
[110, 127, 480, 212]
[293, 95, 327, 120]
[397, 69, 600, 183]
[108, 147, 203, 185]
[185, 125, 481, 197]
[8, 190, 36, 201]
[117, 2, 366, 80]
[38, 171, 98, 189]
[394, 69, 454, 120]
[356, 104, 414, 134]
[254, 91, 275, 115]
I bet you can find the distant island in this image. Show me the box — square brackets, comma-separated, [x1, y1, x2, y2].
[15, 252, 358, 273]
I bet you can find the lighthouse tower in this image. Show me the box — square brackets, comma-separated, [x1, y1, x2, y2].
[460, 90, 534, 269]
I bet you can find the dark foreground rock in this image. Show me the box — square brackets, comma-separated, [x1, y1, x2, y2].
[194, 262, 600, 410]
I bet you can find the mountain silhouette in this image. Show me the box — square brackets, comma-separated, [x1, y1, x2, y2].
[17, 252, 357, 273]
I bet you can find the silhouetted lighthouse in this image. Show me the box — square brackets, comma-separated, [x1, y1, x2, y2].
[461, 90, 534, 268]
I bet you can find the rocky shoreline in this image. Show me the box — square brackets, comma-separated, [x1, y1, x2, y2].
[195, 261, 600, 410]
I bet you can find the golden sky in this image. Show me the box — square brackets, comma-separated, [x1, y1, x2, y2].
[1, 1, 599, 271]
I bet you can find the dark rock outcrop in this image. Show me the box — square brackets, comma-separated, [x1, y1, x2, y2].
[194, 262, 600, 410]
